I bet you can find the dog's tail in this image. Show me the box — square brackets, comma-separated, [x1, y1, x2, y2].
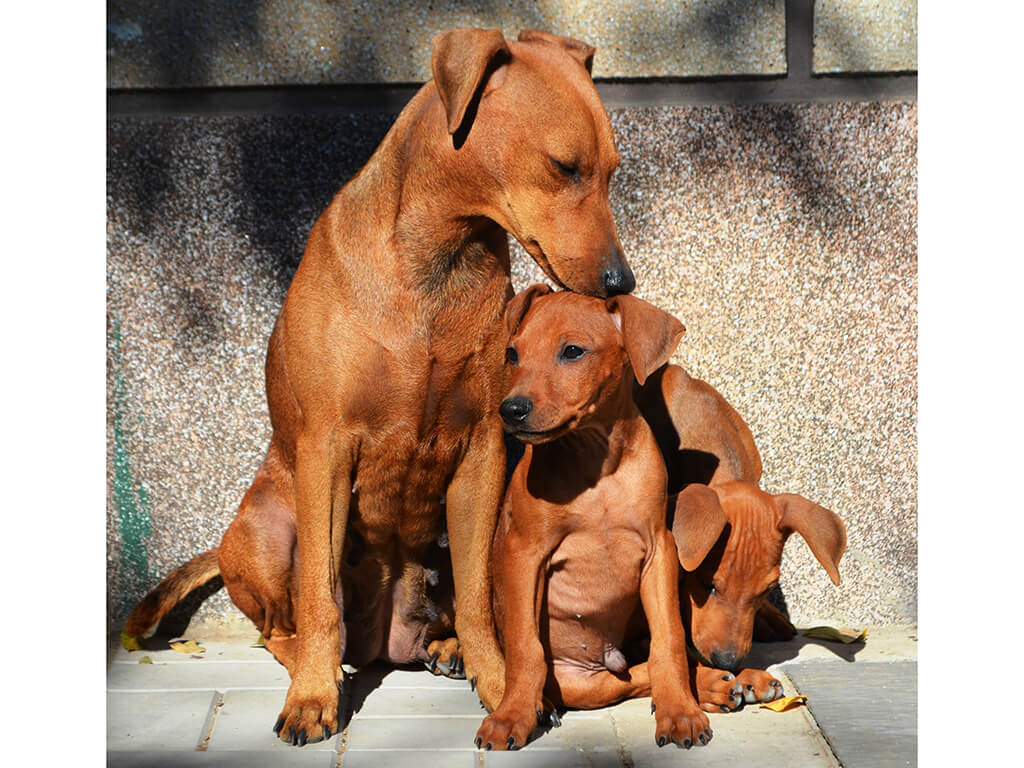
[122, 548, 221, 644]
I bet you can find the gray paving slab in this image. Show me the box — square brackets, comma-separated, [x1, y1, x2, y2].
[107, 690, 218, 751]
[107, 658, 290, 691]
[207, 689, 340, 752]
[341, 751, 479, 768]
[108, 750, 336, 767]
[783, 660, 917, 768]
[607, 694, 837, 767]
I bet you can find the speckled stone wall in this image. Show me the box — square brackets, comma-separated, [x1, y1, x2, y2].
[106, 0, 789, 87]
[814, 0, 917, 73]
[107, 101, 917, 632]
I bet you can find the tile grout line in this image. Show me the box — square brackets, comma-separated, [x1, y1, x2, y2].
[196, 690, 225, 751]
[334, 672, 354, 768]
[607, 709, 634, 768]
[773, 669, 843, 768]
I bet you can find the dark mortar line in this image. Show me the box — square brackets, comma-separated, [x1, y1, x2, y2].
[106, 1, 915, 118]
[105, 72, 916, 118]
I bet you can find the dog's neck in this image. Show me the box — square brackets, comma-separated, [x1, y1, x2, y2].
[357, 90, 512, 306]
[526, 378, 649, 501]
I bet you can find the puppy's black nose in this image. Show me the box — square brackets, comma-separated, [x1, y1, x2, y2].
[601, 266, 635, 296]
[499, 396, 533, 426]
[709, 649, 740, 673]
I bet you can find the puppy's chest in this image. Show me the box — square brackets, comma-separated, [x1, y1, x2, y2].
[546, 524, 648, 618]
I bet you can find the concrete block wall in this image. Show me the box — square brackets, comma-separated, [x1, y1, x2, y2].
[107, 1, 917, 635]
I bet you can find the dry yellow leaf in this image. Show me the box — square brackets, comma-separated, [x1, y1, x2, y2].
[802, 626, 866, 644]
[139, 656, 153, 664]
[120, 630, 145, 652]
[761, 695, 807, 712]
[169, 639, 206, 654]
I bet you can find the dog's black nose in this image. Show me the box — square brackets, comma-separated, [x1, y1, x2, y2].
[709, 649, 740, 673]
[499, 396, 533, 426]
[601, 266, 635, 296]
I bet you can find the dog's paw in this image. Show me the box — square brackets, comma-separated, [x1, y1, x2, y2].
[273, 676, 340, 747]
[474, 701, 546, 751]
[652, 699, 712, 749]
[735, 668, 784, 703]
[425, 637, 465, 679]
[696, 666, 744, 713]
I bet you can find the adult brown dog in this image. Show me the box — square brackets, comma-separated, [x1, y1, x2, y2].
[476, 286, 711, 750]
[121, 28, 633, 746]
[636, 364, 847, 711]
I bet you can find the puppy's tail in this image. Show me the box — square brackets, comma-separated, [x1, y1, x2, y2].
[121, 548, 221, 646]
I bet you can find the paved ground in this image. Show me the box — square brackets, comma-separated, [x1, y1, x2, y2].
[107, 625, 916, 767]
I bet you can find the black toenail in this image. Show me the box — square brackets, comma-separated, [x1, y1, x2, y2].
[296, 730, 307, 747]
[684, 738, 692, 749]
[475, 737, 482, 748]
[721, 705, 730, 712]
[485, 742, 492, 751]
[273, 717, 284, 734]
[658, 735, 667, 747]
[507, 737, 516, 749]
[323, 726, 331, 741]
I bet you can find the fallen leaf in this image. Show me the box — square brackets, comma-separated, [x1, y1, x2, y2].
[761, 695, 807, 712]
[802, 626, 866, 644]
[138, 656, 153, 664]
[169, 639, 206, 654]
[120, 630, 145, 652]
[251, 634, 266, 648]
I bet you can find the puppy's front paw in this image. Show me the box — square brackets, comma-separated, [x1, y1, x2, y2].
[652, 700, 712, 749]
[736, 668, 784, 703]
[696, 666, 743, 713]
[475, 702, 545, 751]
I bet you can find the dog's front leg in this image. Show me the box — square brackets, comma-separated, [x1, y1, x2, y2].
[641, 529, 713, 748]
[475, 525, 551, 751]
[274, 431, 353, 746]
[445, 422, 507, 712]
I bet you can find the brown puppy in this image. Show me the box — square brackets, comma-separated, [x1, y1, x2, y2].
[636, 364, 847, 712]
[122, 28, 633, 746]
[476, 286, 711, 751]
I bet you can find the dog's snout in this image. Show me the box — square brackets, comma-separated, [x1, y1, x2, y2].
[709, 649, 741, 673]
[499, 396, 533, 426]
[601, 266, 635, 296]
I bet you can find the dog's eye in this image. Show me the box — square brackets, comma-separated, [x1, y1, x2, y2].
[560, 344, 586, 361]
[551, 157, 581, 182]
[505, 347, 519, 365]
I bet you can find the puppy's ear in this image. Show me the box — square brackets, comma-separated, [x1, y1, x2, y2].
[504, 284, 552, 338]
[432, 28, 510, 136]
[673, 485, 729, 572]
[606, 295, 685, 385]
[518, 29, 595, 74]
[775, 494, 846, 586]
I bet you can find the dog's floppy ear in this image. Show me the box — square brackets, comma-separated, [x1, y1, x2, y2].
[775, 494, 846, 586]
[504, 284, 552, 338]
[432, 28, 510, 136]
[673, 485, 729, 572]
[518, 29, 595, 74]
[606, 295, 685, 386]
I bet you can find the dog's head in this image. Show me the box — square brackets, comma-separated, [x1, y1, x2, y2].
[431, 28, 633, 298]
[498, 285, 684, 443]
[672, 481, 846, 672]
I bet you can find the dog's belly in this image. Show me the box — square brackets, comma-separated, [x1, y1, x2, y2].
[543, 529, 647, 668]
[340, 422, 468, 666]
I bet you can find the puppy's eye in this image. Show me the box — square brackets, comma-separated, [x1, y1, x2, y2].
[505, 347, 518, 365]
[560, 344, 586, 361]
[551, 157, 581, 182]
